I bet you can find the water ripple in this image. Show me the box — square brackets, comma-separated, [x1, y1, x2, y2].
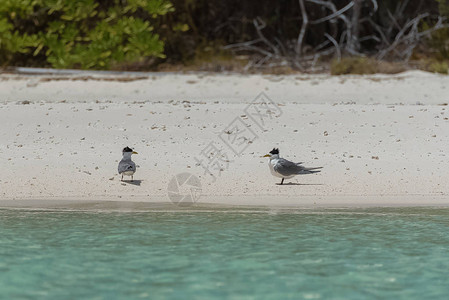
[1, 207, 449, 299]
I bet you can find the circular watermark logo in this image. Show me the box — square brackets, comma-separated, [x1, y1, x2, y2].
[167, 173, 202, 206]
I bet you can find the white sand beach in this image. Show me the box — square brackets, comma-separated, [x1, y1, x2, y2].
[1, 70, 448, 208]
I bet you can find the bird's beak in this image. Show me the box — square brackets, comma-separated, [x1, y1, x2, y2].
[263, 154, 270, 157]
[132, 151, 138, 154]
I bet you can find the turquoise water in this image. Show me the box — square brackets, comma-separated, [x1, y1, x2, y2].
[1, 207, 449, 299]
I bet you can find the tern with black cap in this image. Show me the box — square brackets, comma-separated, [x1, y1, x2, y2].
[263, 148, 322, 185]
[118, 146, 138, 181]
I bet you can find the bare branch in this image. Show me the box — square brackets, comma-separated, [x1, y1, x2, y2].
[221, 0, 448, 71]
[237, 45, 274, 58]
[348, 0, 362, 52]
[416, 17, 447, 38]
[396, 0, 411, 18]
[274, 37, 287, 56]
[305, 0, 336, 11]
[223, 39, 275, 58]
[386, 0, 410, 38]
[253, 17, 280, 56]
[324, 33, 341, 61]
[369, 0, 378, 13]
[309, 1, 354, 25]
[223, 39, 263, 50]
[376, 14, 449, 61]
[359, 35, 381, 43]
[296, 0, 309, 56]
[254, 55, 272, 68]
[387, 9, 402, 32]
[314, 40, 331, 51]
[366, 18, 390, 46]
[303, 47, 335, 61]
[377, 13, 428, 59]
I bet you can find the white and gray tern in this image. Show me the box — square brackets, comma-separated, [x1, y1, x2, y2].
[118, 146, 138, 181]
[263, 148, 322, 185]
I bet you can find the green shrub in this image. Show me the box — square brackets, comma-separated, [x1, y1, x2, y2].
[438, 0, 449, 17]
[423, 1, 449, 61]
[428, 60, 449, 74]
[330, 57, 407, 75]
[0, 0, 173, 69]
[427, 28, 449, 60]
[330, 57, 378, 75]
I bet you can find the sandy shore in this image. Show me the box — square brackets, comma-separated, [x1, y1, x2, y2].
[1, 70, 448, 208]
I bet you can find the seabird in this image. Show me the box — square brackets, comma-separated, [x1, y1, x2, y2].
[263, 148, 322, 185]
[118, 146, 138, 181]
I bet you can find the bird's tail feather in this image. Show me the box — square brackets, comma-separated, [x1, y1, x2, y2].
[307, 170, 321, 174]
[298, 166, 322, 174]
[304, 166, 322, 171]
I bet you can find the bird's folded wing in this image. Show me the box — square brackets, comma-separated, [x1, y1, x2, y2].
[273, 159, 303, 176]
[118, 161, 136, 173]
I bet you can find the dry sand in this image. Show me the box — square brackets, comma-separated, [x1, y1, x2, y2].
[1, 70, 448, 208]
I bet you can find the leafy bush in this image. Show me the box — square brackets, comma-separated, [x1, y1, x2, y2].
[330, 57, 407, 75]
[424, 1, 449, 61]
[330, 57, 378, 75]
[427, 28, 449, 60]
[0, 0, 173, 69]
[438, 0, 449, 16]
[427, 60, 449, 74]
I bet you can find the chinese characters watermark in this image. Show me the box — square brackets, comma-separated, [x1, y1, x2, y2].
[195, 92, 282, 181]
[168, 92, 282, 206]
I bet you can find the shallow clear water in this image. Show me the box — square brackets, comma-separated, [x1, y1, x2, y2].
[1, 207, 449, 299]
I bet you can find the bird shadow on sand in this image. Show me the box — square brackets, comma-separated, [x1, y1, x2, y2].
[121, 180, 142, 186]
[276, 182, 324, 186]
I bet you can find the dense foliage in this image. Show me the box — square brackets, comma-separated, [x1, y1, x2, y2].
[0, 0, 173, 69]
[0, 0, 448, 71]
